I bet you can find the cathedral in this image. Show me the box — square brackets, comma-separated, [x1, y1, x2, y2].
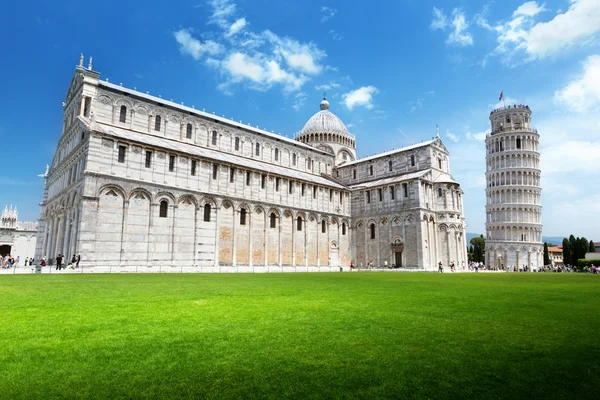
[0, 205, 38, 261]
[34, 58, 467, 271]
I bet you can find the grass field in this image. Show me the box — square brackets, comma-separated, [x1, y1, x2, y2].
[1, 273, 599, 399]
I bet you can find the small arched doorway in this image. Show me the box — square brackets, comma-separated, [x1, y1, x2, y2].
[330, 241, 338, 267]
[391, 238, 404, 268]
[0, 244, 11, 257]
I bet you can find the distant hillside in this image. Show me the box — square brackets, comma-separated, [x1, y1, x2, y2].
[466, 233, 567, 246]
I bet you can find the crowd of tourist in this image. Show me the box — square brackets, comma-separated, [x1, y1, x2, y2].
[1, 254, 82, 270]
[1, 255, 36, 268]
[538, 264, 598, 273]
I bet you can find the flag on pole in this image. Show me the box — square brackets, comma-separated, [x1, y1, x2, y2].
[499, 91, 503, 101]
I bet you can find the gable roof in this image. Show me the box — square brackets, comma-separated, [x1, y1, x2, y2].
[339, 139, 436, 167]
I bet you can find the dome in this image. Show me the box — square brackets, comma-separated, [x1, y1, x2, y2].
[300, 97, 350, 136]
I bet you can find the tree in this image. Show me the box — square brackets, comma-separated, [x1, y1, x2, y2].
[562, 238, 570, 265]
[470, 235, 485, 263]
[590, 240, 596, 253]
[569, 235, 577, 266]
[578, 237, 588, 262]
[543, 242, 551, 265]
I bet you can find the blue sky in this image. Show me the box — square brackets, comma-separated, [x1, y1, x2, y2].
[0, 0, 599, 238]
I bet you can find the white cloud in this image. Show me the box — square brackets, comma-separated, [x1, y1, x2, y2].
[218, 52, 307, 92]
[479, 0, 600, 63]
[513, 1, 546, 17]
[176, 1, 330, 94]
[264, 31, 325, 74]
[446, 129, 460, 142]
[174, 29, 223, 60]
[431, 8, 473, 46]
[329, 30, 342, 41]
[447, 9, 473, 46]
[431, 7, 447, 30]
[315, 82, 341, 91]
[526, 0, 600, 58]
[227, 18, 246, 37]
[465, 130, 489, 141]
[321, 6, 338, 23]
[554, 54, 600, 112]
[209, 0, 237, 28]
[292, 92, 307, 111]
[342, 86, 378, 110]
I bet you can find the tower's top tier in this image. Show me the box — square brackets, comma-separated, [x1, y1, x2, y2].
[489, 105, 535, 135]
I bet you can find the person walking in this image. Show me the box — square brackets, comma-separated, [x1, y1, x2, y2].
[56, 254, 62, 270]
[438, 261, 443, 273]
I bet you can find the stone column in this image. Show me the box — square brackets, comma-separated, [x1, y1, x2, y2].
[147, 203, 155, 266]
[263, 212, 268, 267]
[120, 199, 130, 266]
[304, 218, 308, 267]
[377, 222, 381, 267]
[213, 205, 220, 267]
[171, 204, 177, 265]
[45, 218, 54, 258]
[232, 209, 237, 267]
[316, 219, 320, 267]
[291, 215, 296, 267]
[446, 229, 451, 266]
[248, 210, 253, 268]
[278, 216, 282, 267]
[364, 223, 369, 267]
[433, 222, 439, 266]
[193, 205, 199, 267]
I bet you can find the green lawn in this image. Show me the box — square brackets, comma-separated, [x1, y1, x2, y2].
[1, 273, 599, 399]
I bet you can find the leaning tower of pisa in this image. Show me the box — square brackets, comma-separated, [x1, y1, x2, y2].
[485, 104, 543, 271]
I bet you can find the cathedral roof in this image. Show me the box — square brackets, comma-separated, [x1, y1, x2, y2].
[340, 139, 437, 167]
[97, 81, 332, 157]
[300, 97, 351, 137]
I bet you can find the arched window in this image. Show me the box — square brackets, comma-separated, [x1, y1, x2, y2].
[203, 204, 211, 222]
[255, 142, 260, 156]
[235, 137, 240, 151]
[212, 131, 218, 145]
[438, 188, 443, 197]
[154, 115, 162, 131]
[119, 105, 127, 123]
[388, 160, 392, 171]
[274, 148, 279, 161]
[270, 213, 276, 228]
[297, 216, 302, 231]
[321, 220, 326, 233]
[369, 165, 373, 175]
[370, 223, 375, 239]
[240, 209, 247, 225]
[159, 200, 168, 218]
[186, 123, 193, 139]
[292, 153, 297, 166]
[342, 222, 346, 235]
[343, 152, 347, 161]
[516, 138, 521, 149]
